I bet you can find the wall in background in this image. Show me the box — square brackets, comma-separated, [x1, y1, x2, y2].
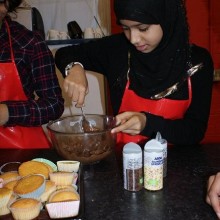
[28, 0, 111, 37]
[24, 0, 112, 116]
[186, 0, 220, 69]
[185, 0, 220, 143]
[29, 0, 98, 35]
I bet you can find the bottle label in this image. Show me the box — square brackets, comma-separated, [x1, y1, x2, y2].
[144, 150, 163, 191]
[123, 153, 143, 191]
[126, 167, 143, 191]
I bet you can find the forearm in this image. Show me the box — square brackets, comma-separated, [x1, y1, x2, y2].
[141, 113, 207, 145]
[55, 40, 108, 77]
[55, 45, 79, 77]
[4, 95, 64, 126]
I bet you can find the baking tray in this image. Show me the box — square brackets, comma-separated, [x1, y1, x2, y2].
[0, 162, 84, 220]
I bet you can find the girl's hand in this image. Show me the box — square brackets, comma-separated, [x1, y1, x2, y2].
[63, 64, 88, 107]
[111, 111, 147, 135]
[206, 173, 220, 219]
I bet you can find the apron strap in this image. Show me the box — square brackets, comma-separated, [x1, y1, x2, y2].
[4, 20, 15, 62]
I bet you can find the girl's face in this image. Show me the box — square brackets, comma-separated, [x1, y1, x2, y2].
[120, 19, 163, 53]
[0, 2, 7, 23]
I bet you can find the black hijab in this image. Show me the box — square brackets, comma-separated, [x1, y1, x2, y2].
[114, 0, 191, 98]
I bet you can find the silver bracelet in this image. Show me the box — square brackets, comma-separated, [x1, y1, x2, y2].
[65, 62, 84, 76]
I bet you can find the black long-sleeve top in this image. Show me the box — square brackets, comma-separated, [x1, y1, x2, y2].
[55, 33, 214, 145]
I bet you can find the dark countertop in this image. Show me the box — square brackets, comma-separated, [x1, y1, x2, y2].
[1, 144, 220, 220]
[83, 144, 220, 220]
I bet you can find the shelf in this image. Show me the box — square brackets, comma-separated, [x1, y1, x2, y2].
[46, 38, 94, 45]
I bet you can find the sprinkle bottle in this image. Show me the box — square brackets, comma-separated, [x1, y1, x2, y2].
[123, 142, 143, 191]
[144, 138, 163, 191]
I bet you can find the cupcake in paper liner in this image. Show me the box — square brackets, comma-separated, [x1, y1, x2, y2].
[32, 158, 57, 172]
[49, 171, 76, 186]
[0, 162, 21, 174]
[0, 187, 13, 215]
[0, 171, 21, 185]
[46, 200, 80, 219]
[9, 198, 41, 220]
[0, 202, 11, 215]
[56, 184, 78, 192]
[4, 179, 19, 190]
[48, 188, 80, 203]
[18, 160, 50, 179]
[46, 189, 80, 219]
[40, 180, 56, 203]
[13, 174, 46, 199]
[57, 160, 80, 173]
[0, 193, 17, 216]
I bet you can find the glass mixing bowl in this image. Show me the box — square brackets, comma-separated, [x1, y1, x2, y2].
[47, 115, 116, 164]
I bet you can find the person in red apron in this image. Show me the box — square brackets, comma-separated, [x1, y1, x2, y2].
[54, 0, 214, 152]
[0, 0, 64, 148]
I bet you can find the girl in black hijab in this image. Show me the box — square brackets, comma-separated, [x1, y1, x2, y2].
[55, 0, 214, 149]
[114, 0, 190, 97]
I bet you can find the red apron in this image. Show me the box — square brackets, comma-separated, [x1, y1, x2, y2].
[117, 78, 192, 151]
[0, 20, 50, 148]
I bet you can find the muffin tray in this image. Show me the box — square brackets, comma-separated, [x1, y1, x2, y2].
[0, 162, 84, 220]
